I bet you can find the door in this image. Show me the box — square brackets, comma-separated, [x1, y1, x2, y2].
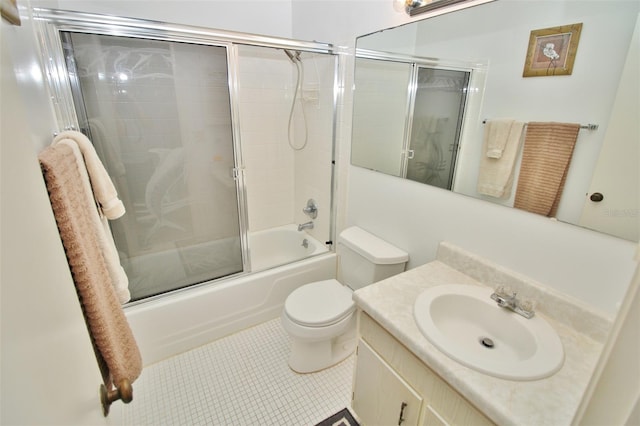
[579, 15, 639, 241]
[352, 340, 423, 426]
[61, 32, 245, 300]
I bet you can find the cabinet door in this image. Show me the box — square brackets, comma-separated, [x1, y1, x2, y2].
[352, 340, 422, 426]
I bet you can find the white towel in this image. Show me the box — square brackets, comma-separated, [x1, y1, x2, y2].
[52, 130, 125, 219]
[53, 132, 130, 303]
[484, 119, 516, 159]
[477, 119, 525, 198]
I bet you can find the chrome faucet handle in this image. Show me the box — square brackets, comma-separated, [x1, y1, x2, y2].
[514, 301, 536, 319]
[302, 199, 318, 219]
[495, 285, 515, 298]
[517, 298, 536, 313]
[491, 286, 536, 319]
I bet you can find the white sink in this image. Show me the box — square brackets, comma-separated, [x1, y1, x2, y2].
[413, 284, 564, 381]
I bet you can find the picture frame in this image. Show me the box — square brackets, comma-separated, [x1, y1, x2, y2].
[522, 23, 582, 77]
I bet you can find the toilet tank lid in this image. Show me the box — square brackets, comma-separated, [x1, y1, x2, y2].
[338, 226, 409, 264]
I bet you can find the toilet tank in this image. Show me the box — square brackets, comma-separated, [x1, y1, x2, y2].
[337, 227, 409, 290]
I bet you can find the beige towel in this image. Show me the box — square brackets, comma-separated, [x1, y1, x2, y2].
[477, 119, 526, 198]
[39, 144, 142, 389]
[485, 119, 517, 159]
[52, 130, 125, 219]
[59, 140, 130, 304]
[514, 122, 581, 217]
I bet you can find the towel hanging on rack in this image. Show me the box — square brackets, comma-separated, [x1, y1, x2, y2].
[514, 122, 581, 217]
[39, 143, 142, 416]
[53, 137, 131, 304]
[52, 130, 125, 220]
[477, 119, 526, 198]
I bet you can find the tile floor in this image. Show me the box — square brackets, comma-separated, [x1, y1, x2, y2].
[121, 318, 355, 425]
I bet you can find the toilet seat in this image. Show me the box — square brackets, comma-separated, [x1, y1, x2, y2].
[284, 279, 355, 327]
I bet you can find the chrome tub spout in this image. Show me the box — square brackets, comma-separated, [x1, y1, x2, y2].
[297, 221, 314, 231]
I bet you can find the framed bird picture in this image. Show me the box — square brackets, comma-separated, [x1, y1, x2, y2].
[522, 23, 582, 77]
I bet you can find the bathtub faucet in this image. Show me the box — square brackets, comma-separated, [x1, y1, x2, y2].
[298, 221, 314, 231]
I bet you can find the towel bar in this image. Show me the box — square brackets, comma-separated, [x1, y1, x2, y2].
[100, 379, 133, 416]
[52, 126, 78, 137]
[482, 119, 598, 131]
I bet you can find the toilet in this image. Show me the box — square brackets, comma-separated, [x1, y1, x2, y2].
[281, 226, 408, 373]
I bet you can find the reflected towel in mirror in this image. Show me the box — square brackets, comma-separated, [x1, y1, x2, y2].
[514, 122, 581, 217]
[477, 119, 525, 198]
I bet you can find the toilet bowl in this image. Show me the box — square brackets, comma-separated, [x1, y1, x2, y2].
[282, 227, 408, 373]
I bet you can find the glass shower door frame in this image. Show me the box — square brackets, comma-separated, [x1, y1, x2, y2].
[33, 7, 337, 300]
[59, 31, 250, 296]
[403, 64, 472, 189]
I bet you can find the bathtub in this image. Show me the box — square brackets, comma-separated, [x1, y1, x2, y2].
[249, 224, 329, 272]
[125, 225, 336, 365]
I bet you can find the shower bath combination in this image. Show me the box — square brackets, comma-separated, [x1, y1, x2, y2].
[284, 49, 308, 151]
[37, 8, 338, 303]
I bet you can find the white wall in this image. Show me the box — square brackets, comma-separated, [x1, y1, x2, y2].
[292, 0, 419, 47]
[578, 262, 640, 424]
[349, 168, 636, 316]
[1, 17, 116, 425]
[291, 0, 638, 317]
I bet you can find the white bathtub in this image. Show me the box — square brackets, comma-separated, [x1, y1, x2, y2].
[125, 226, 335, 365]
[249, 224, 329, 272]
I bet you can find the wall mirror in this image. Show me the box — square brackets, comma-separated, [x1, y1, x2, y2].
[351, 0, 639, 241]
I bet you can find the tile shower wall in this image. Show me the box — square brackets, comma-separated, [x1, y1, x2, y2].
[293, 53, 335, 241]
[238, 46, 335, 238]
[238, 46, 296, 232]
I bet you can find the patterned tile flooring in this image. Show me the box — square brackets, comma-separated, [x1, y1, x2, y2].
[121, 318, 355, 425]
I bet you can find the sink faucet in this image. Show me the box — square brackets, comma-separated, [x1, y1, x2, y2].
[490, 286, 535, 319]
[297, 221, 314, 231]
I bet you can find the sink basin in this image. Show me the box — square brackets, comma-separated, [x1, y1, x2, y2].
[413, 284, 564, 380]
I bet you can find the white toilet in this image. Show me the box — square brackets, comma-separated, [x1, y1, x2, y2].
[281, 226, 408, 373]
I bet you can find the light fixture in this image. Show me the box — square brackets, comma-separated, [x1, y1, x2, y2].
[405, 0, 477, 16]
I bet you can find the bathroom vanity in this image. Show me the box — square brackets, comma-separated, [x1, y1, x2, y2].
[353, 312, 494, 425]
[351, 242, 611, 425]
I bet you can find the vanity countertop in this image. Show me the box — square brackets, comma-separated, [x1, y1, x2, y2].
[352, 248, 609, 426]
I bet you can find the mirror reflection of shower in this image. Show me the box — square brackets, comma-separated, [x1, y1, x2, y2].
[406, 67, 470, 190]
[284, 49, 308, 150]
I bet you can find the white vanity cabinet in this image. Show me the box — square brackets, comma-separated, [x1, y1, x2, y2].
[352, 312, 495, 426]
[353, 340, 423, 425]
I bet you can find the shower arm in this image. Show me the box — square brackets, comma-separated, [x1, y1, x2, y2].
[284, 49, 302, 63]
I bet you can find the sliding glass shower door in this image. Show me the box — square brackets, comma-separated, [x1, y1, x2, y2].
[61, 33, 244, 301]
[406, 67, 470, 189]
